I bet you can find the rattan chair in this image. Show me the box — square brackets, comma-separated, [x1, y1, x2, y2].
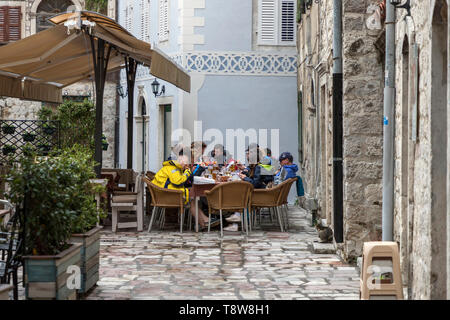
[278, 177, 298, 231]
[250, 180, 287, 232]
[144, 178, 186, 233]
[111, 173, 144, 232]
[204, 181, 253, 237]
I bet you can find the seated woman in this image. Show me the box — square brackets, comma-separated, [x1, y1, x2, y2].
[151, 154, 219, 229]
[209, 144, 232, 167]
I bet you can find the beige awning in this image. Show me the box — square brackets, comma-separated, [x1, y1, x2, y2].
[0, 11, 190, 104]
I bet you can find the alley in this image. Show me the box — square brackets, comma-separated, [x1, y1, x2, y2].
[85, 207, 360, 300]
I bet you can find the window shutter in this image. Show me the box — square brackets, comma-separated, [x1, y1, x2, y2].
[159, 0, 169, 42]
[126, 4, 133, 33]
[8, 7, 21, 41]
[0, 7, 7, 43]
[280, 0, 295, 43]
[258, 0, 277, 45]
[141, 0, 150, 43]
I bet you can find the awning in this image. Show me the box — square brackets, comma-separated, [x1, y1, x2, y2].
[0, 11, 190, 104]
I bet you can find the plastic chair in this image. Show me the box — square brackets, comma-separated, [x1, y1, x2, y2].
[204, 181, 253, 237]
[360, 241, 403, 300]
[111, 173, 144, 232]
[144, 178, 186, 233]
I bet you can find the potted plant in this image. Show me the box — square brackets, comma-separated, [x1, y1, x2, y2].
[2, 123, 16, 134]
[22, 132, 36, 142]
[2, 144, 16, 155]
[101, 134, 109, 151]
[66, 146, 106, 295]
[42, 122, 56, 135]
[6, 148, 99, 300]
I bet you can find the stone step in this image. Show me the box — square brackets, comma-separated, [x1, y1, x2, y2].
[312, 242, 336, 254]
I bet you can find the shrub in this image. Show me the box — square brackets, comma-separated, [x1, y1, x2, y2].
[6, 145, 105, 255]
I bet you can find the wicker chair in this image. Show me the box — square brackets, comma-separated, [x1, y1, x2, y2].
[111, 173, 144, 232]
[144, 178, 186, 233]
[204, 181, 253, 237]
[278, 177, 298, 231]
[250, 180, 287, 232]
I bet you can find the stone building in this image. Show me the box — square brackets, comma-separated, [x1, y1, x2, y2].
[0, 0, 118, 167]
[297, 0, 384, 262]
[392, 0, 449, 300]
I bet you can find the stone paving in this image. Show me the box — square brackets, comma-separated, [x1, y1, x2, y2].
[84, 206, 360, 300]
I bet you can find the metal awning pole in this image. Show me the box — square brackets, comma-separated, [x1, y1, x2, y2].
[125, 57, 137, 169]
[90, 36, 111, 177]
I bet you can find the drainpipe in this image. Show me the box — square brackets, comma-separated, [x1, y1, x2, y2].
[332, 0, 343, 243]
[382, 2, 396, 241]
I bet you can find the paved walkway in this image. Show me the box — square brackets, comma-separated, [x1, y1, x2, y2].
[85, 206, 360, 300]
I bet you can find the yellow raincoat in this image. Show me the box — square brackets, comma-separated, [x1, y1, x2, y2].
[151, 160, 192, 203]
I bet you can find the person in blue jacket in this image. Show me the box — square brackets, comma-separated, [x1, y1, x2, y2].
[274, 152, 298, 185]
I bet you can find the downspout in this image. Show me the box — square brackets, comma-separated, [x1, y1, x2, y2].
[114, 0, 120, 168]
[332, 0, 343, 243]
[382, 2, 396, 241]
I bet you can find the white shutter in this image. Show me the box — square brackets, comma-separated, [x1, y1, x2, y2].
[280, 0, 295, 43]
[159, 0, 169, 42]
[140, 0, 144, 40]
[144, 0, 150, 43]
[258, 0, 277, 45]
[126, 4, 133, 34]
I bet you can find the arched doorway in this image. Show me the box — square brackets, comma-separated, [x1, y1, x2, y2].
[430, 0, 448, 299]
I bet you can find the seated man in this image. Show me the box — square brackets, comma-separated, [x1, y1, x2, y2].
[274, 152, 298, 185]
[151, 154, 218, 229]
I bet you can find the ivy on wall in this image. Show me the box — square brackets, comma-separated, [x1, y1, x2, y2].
[85, 0, 108, 14]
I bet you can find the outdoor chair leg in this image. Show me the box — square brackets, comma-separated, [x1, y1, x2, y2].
[219, 209, 223, 238]
[148, 206, 157, 232]
[188, 210, 192, 230]
[12, 269, 18, 300]
[276, 207, 284, 232]
[179, 208, 183, 233]
[269, 207, 274, 223]
[112, 208, 118, 232]
[208, 212, 211, 233]
[284, 204, 290, 231]
[243, 209, 248, 235]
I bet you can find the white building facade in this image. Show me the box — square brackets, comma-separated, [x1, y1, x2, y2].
[117, 0, 299, 187]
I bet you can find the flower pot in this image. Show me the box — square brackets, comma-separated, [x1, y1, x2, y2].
[70, 226, 102, 295]
[2, 126, 15, 134]
[23, 243, 82, 300]
[102, 142, 109, 151]
[23, 133, 36, 142]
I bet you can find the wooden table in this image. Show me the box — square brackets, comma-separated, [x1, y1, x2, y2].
[190, 183, 217, 232]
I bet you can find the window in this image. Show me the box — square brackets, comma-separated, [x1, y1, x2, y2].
[258, 0, 296, 46]
[0, 6, 21, 43]
[125, 3, 133, 33]
[36, 0, 73, 34]
[140, 0, 150, 42]
[158, 0, 169, 42]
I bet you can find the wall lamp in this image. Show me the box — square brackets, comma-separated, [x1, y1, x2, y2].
[116, 84, 128, 99]
[151, 79, 165, 97]
[390, 0, 411, 16]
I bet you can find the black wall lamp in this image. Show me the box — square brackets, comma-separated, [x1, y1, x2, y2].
[116, 84, 128, 99]
[151, 79, 165, 97]
[390, 0, 411, 16]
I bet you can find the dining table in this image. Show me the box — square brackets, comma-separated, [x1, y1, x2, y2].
[190, 182, 218, 233]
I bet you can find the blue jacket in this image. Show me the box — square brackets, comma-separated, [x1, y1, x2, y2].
[275, 164, 298, 184]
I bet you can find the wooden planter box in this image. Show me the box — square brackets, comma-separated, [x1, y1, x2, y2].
[70, 226, 102, 295]
[23, 243, 82, 300]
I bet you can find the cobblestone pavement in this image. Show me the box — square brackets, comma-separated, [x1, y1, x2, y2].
[84, 206, 360, 300]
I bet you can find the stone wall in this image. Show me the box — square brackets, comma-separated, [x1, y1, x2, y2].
[341, 0, 384, 260]
[393, 0, 448, 300]
[298, 0, 384, 261]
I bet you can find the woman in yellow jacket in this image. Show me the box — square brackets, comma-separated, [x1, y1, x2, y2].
[151, 155, 217, 228]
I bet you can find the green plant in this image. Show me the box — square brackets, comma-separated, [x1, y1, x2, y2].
[6, 145, 104, 255]
[2, 123, 16, 134]
[42, 122, 56, 135]
[2, 144, 16, 155]
[22, 132, 36, 142]
[85, 0, 108, 14]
